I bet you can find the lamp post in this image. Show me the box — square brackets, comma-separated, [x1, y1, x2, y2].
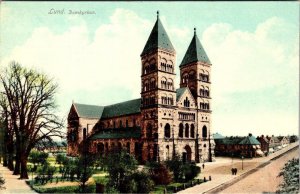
[241, 155, 244, 170]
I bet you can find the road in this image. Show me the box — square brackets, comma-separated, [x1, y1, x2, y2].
[219, 147, 299, 193]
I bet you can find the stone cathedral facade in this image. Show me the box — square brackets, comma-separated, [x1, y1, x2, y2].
[67, 13, 214, 163]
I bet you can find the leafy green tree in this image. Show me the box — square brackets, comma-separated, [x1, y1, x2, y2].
[29, 151, 48, 168]
[105, 149, 138, 192]
[147, 161, 172, 185]
[77, 154, 97, 193]
[165, 154, 183, 182]
[276, 158, 299, 194]
[36, 161, 56, 184]
[165, 154, 200, 182]
[130, 170, 154, 193]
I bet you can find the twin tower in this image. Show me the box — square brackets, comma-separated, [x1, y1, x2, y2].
[140, 12, 212, 162]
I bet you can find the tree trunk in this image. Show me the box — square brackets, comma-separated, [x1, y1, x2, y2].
[20, 156, 29, 179]
[13, 135, 21, 175]
[3, 152, 7, 166]
[13, 155, 20, 175]
[7, 153, 14, 171]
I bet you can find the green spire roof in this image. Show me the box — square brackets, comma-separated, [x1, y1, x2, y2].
[239, 134, 261, 145]
[141, 11, 175, 56]
[180, 28, 210, 66]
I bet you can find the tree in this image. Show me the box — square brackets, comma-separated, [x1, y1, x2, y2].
[0, 62, 64, 179]
[77, 154, 96, 193]
[147, 161, 172, 185]
[105, 149, 138, 192]
[276, 158, 299, 194]
[165, 154, 200, 182]
[0, 97, 15, 171]
[28, 150, 49, 170]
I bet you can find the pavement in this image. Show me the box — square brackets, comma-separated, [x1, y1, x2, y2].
[178, 142, 299, 194]
[0, 165, 37, 194]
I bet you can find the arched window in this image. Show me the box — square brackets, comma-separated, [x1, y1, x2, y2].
[161, 77, 167, 89]
[83, 128, 87, 140]
[179, 123, 184, 138]
[191, 124, 195, 138]
[202, 126, 207, 139]
[119, 120, 123, 128]
[147, 123, 152, 138]
[164, 123, 171, 138]
[185, 124, 189, 138]
[184, 97, 190, 107]
[126, 120, 129, 127]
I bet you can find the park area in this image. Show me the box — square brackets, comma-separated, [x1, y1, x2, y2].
[21, 149, 206, 193]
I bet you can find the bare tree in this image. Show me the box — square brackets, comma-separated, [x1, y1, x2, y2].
[0, 62, 64, 179]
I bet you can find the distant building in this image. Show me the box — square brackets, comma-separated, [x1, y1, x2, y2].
[277, 136, 289, 147]
[267, 135, 281, 152]
[214, 133, 263, 158]
[256, 135, 269, 153]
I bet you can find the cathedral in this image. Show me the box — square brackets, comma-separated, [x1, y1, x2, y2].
[67, 12, 214, 163]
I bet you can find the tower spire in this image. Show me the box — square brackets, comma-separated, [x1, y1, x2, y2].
[180, 28, 211, 66]
[141, 11, 175, 56]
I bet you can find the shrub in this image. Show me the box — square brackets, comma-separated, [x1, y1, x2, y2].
[131, 171, 155, 193]
[147, 161, 172, 185]
[183, 163, 201, 181]
[0, 174, 5, 190]
[276, 158, 299, 194]
[165, 154, 201, 182]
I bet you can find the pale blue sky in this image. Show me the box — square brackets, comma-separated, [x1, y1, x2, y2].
[1, 2, 299, 136]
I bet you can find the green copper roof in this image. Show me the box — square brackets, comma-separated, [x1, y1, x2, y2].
[239, 135, 260, 145]
[180, 29, 210, 66]
[176, 87, 188, 102]
[74, 103, 104, 118]
[213, 133, 225, 139]
[102, 98, 141, 118]
[90, 127, 141, 140]
[141, 14, 175, 56]
[73, 98, 141, 119]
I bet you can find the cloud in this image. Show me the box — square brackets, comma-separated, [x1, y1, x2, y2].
[202, 17, 299, 135]
[202, 17, 298, 106]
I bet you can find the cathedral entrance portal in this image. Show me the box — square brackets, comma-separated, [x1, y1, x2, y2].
[183, 145, 192, 163]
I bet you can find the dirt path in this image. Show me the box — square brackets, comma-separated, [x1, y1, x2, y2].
[219, 147, 299, 194]
[0, 165, 37, 194]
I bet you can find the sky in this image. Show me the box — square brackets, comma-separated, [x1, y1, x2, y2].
[0, 2, 299, 137]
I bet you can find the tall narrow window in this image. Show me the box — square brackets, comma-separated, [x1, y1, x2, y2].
[191, 124, 195, 138]
[202, 126, 207, 139]
[164, 123, 171, 138]
[185, 124, 189, 138]
[179, 123, 184, 138]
